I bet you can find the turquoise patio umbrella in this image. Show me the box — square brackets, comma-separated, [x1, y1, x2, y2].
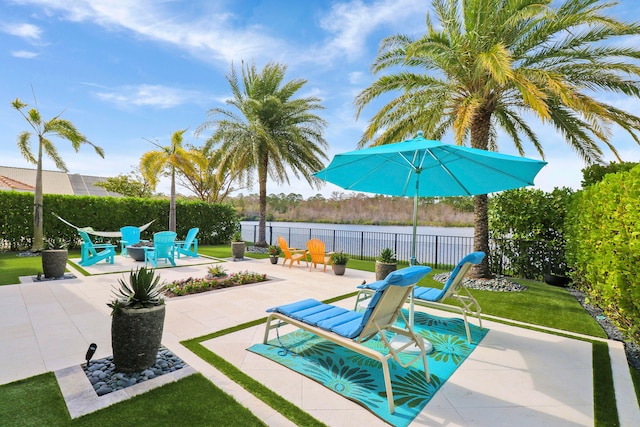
[314, 131, 547, 265]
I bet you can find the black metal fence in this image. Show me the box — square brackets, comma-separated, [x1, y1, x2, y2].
[242, 223, 565, 279]
[242, 224, 474, 269]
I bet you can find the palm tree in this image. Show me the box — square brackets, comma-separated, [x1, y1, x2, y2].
[354, 0, 640, 278]
[12, 97, 104, 252]
[197, 61, 328, 246]
[175, 145, 238, 204]
[140, 130, 196, 232]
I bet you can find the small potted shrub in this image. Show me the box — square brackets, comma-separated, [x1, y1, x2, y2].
[331, 251, 349, 276]
[205, 264, 228, 280]
[375, 247, 397, 281]
[41, 237, 69, 279]
[268, 245, 281, 264]
[108, 267, 166, 373]
[231, 230, 245, 260]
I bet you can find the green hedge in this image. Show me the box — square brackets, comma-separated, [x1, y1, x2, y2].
[566, 165, 640, 344]
[0, 192, 239, 250]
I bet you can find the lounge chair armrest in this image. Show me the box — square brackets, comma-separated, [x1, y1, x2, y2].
[93, 243, 115, 249]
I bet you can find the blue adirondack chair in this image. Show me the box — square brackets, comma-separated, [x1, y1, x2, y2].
[78, 230, 116, 267]
[176, 227, 199, 258]
[143, 231, 177, 268]
[119, 226, 141, 257]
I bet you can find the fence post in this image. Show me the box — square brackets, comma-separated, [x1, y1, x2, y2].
[434, 235, 439, 268]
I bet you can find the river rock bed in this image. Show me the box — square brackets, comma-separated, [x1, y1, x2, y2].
[432, 272, 527, 292]
[83, 347, 186, 396]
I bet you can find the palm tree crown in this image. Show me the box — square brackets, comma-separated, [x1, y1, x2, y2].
[140, 129, 196, 232]
[354, 0, 640, 277]
[198, 61, 328, 246]
[12, 97, 104, 252]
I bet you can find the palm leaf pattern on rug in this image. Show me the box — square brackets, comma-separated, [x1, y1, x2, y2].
[249, 311, 488, 427]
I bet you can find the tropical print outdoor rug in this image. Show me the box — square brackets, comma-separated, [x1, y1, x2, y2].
[248, 310, 488, 426]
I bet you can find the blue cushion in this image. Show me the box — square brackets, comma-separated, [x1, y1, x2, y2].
[266, 298, 322, 315]
[330, 318, 364, 338]
[413, 286, 445, 302]
[316, 310, 362, 330]
[303, 306, 351, 326]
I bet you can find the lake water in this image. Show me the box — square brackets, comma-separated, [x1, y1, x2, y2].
[241, 221, 474, 266]
[241, 221, 474, 237]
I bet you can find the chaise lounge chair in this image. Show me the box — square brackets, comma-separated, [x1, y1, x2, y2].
[263, 265, 432, 414]
[277, 236, 308, 268]
[412, 251, 485, 343]
[78, 230, 116, 267]
[176, 227, 199, 258]
[306, 238, 334, 272]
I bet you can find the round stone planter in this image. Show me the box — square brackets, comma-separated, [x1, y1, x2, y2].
[42, 249, 68, 278]
[111, 305, 166, 373]
[231, 242, 245, 260]
[543, 273, 571, 287]
[333, 264, 346, 276]
[375, 261, 397, 281]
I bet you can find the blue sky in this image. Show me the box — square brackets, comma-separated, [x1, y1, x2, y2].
[1, 0, 639, 198]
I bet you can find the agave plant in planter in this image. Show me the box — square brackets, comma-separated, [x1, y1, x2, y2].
[231, 231, 245, 260]
[41, 237, 69, 279]
[375, 247, 397, 281]
[107, 267, 166, 373]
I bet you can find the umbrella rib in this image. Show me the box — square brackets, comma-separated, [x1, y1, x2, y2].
[440, 147, 536, 188]
[424, 149, 473, 195]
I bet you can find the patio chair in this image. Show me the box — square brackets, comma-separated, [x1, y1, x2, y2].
[412, 251, 485, 343]
[176, 227, 199, 258]
[119, 226, 141, 257]
[143, 231, 177, 268]
[78, 230, 116, 267]
[263, 265, 432, 414]
[277, 236, 308, 269]
[306, 238, 334, 272]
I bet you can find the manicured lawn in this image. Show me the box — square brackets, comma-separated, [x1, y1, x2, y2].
[0, 245, 629, 426]
[0, 372, 266, 426]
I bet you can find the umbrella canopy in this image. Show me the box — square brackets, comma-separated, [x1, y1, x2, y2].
[313, 131, 547, 264]
[314, 131, 546, 198]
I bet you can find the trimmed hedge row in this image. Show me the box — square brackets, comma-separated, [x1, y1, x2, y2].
[0, 192, 239, 251]
[566, 165, 640, 344]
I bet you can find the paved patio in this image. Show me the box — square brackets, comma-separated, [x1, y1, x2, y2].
[0, 255, 638, 426]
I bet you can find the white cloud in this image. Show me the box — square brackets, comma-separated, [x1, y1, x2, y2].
[11, 50, 39, 58]
[11, 0, 286, 66]
[317, 0, 425, 59]
[94, 84, 206, 109]
[0, 22, 42, 41]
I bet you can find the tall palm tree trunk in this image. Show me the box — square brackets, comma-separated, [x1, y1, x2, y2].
[256, 155, 268, 247]
[32, 136, 45, 252]
[470, 110, 493, 278]
[169, 167, 176, 232]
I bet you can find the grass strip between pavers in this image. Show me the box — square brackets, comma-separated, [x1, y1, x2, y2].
[593, 341, 620, 426]
[180, 292, 621, 427]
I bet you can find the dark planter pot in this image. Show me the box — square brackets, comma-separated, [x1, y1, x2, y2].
[333, 264, 346, 276]
[42, 249, 68, 278]
[111, 305, 166, 373]
[269, 256, 279, 264]
[231, 242, 245, 260]
[544, 273, 571, 287]
[375, 261, 397, 281]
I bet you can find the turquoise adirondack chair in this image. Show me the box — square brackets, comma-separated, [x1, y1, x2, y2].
[78, 230, 116, 267]
[143, 231, 177, 268]
[119, 226, 141, 257]
[176, 227, 199, 258]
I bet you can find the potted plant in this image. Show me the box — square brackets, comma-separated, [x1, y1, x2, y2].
[331, 251, 349, 276]
[231, 231, 245, 260]
[205, 264, 228, 280]
[268, 245, 281, 264]
[375, 247, 397, 281]
[41, 237, 69, 278]
[108, 267, 166, 373]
